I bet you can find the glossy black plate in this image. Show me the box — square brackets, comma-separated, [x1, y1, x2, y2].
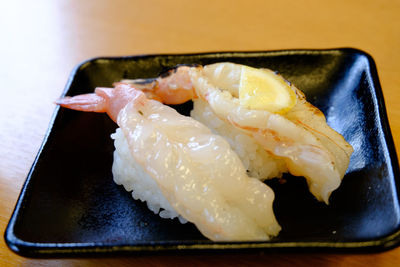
[5, 49, 400, 257]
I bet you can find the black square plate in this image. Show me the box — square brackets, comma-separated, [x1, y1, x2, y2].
[5, 49, 400, 257]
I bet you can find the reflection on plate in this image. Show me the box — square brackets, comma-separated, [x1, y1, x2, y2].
[5, 49, 400, 257]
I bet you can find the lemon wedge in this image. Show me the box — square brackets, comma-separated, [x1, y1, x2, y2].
[239, 66, 297, 113]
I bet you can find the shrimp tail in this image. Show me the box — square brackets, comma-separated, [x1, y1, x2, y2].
[56, 84, 143, 122]
[119, 66, 196, 105]
[56, 93, 107, 112]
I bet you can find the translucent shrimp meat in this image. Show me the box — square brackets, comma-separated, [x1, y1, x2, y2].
[190, 63, 353, 203]
[124, 63, 354, 204]
[57, 84, 281, 241]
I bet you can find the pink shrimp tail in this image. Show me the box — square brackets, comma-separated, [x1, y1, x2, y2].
[118, 66, 196, 105]
[155, 66, 194, 104]
[56, 83, 144, 122]
[56, 93, 107, 112]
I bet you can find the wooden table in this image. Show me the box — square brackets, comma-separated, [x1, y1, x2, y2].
[1, 0, 399, 265]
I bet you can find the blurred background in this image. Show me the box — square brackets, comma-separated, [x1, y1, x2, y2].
[1, 0, 399, 266]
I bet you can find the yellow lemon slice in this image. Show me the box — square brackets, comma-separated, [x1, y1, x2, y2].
[239, 66, 297, 113]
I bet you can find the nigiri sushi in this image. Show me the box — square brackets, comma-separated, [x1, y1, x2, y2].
[57, 84, 281, 241]
[123, 62, 354, 204]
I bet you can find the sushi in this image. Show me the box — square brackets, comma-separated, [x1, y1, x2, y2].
[57, 62, 353, 240]
[124, 62, 353, 203]
[57, 84, 281, 241]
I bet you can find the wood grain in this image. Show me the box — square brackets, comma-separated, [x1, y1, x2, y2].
[1, 0, 400, 265]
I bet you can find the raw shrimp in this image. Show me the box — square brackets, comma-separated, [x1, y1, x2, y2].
[120, 66, 195, 105]
[124, 67, 288, 180]
[57, 83, 281, 241]
[125, 63, 353, 203]
[190, 63, 353, 204]
[57, 83, 138, 122]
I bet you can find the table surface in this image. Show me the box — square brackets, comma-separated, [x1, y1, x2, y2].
[1, 0, 400, 266]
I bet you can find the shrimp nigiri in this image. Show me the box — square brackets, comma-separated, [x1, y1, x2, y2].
[57, 83, 281, 241]
[123, 63, 353, 204]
